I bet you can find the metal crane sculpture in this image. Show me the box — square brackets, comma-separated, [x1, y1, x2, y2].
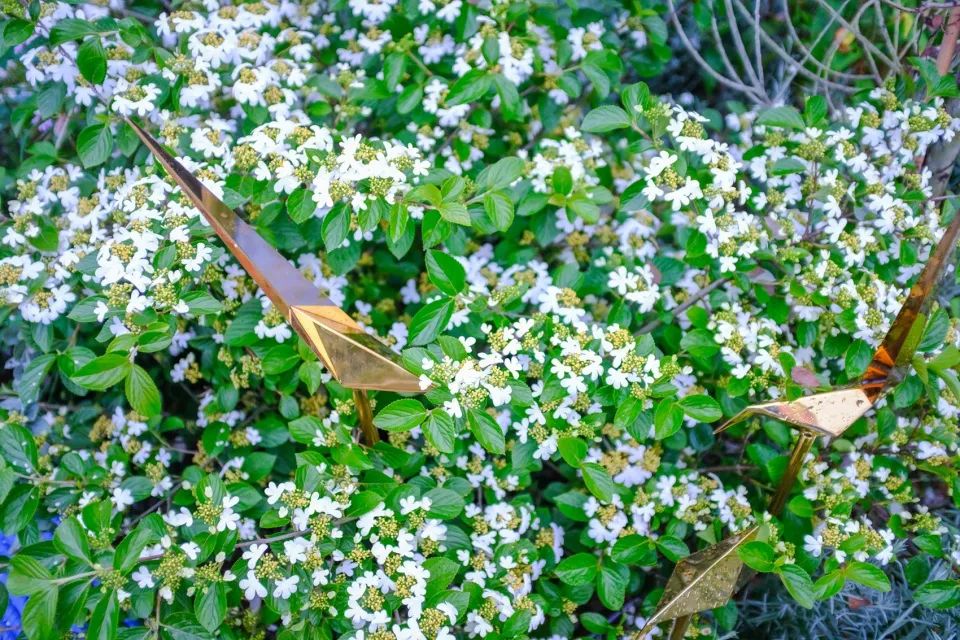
[126, 118, 425, 445]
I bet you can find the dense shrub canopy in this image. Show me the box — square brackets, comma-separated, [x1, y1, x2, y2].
[1, 1, 959, 640]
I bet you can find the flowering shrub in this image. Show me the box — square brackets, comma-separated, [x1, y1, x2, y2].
[1, 1, 960, 640]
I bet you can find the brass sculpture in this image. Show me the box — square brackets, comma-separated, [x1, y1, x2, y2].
[126, 118, 425, 445]
[640, 525, 759, 640]
[643, 206, 960, 639]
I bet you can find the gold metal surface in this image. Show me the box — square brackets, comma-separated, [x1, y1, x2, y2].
[639, 525, 759, 637]
[353, 389, 378, 445]
[715, 387, 875, 438]
[126, 119, 426, 443]
[768, 431, 816, 516]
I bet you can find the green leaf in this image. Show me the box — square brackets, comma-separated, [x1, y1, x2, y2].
[195, 583, 226, 633]
[844, 562, 890, 592]
[501, 609, 531, 639]
[581, 463, 616, 502]
[374, 399, 427, 432]
[915, 579, 960, 609]
[557, 437, 587, 467]
[409, 298, 454, 346]
[423, 409, 457, 453]
[422, 557, 460, 595]
[21, 584, 58, 640]
[804, 95, 828, 125]
[286, 188, 316, 224]
[182, 290, 223, 315]
[426, 250, 466, 296]
[397, 84, 423, 114]
[555, 553, 598, 586]
[567, 192, 599, 223]
[54, 517, 92, 564]
[738, 541, 776, 572]
[655, 536, 689, 562]
[445, 69, 492, 105]
[677, 394, 722, 422]
[424, 487, 464, 519]
[161, 612, 215, 640]
[8, 556, 53, 595]
[654, 399, 683, 440]
[681, 328, 720, 359]
[919, 307, 949, 352]
[125, 364, 161, 417]
[756, 105, 805, 131]
[844, 339, 873, 378]
[2, 19, 34, 52]
[476, 157, 525, 191]
[15, 354, 56, 406]
[88, 590, 118, 640]
[77, 36, 107, 84]
[114, 522, 155, 574]
[493, 74, 521, 121]
[438, 201, 470, 226]
[612, 534, 657, 566]
[321, 205, 350, 250]
[466, 408, 505, 455]
[77, 124, 113, 168]
[814, 569, 846, 600]
[552, 166, 573, 195]
[581, 105, 631, 132]
[596, 561, 629, 609]
[49, 18, 99, 46]
[483, 191, 514, 231]
[777, 564, 815, 608]
[72, 353, 130, 391]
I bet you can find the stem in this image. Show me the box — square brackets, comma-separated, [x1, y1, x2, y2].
[637, 277, 730, 335]
[353, 389, 379, 446]
[937, 8, 960, 75]
[768, 431, 817, 516]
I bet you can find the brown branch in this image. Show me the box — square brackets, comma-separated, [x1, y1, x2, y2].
[937, 8, 960, 74]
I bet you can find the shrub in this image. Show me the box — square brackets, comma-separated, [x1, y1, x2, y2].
[1, 2, 959, 640]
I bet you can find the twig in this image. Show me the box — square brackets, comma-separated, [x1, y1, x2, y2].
[666, 0, 769, 102]
[637, 277, 731, 334]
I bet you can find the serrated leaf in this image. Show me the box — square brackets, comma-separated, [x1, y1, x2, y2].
[374, 399, 427, 432]
[426, 251, 466, 296]
[466, 408, 505, 455]
[77, 36, 107, 84]
[423, 409, 456, 453]
[555, 553, 597, 586]
[409, 298, 454, 346]
[125, 364, 161, 417]
[581, 105, 630, 132]
[756, 105, 805, 131]
[77, 124, 113, 168]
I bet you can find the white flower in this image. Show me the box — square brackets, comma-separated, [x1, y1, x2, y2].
[131, 566, 155, 589]
[240, 571, 267, 601]
[111, 487, 135, 512]
[273, 575, 300, 599]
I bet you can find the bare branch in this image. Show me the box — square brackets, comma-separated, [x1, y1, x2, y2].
[666, 0, 770, 102]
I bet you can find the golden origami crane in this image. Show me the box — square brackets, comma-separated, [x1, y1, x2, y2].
[126, 118, 424, 445]
[643, 207, 960, 639]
